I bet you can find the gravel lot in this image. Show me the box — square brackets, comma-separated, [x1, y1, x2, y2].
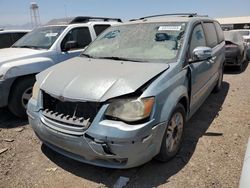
[0, 63, 250, 188]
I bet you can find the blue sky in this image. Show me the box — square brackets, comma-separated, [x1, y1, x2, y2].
[0, 0, 250, 25]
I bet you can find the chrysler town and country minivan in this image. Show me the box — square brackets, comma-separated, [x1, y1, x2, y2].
[28, 13, 225, 169]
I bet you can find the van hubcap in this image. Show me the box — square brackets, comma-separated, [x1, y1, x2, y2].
[166, 112, 184, 153]
[21, 87, 33, 109]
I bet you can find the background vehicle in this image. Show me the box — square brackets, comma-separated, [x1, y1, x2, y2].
[236, 29, 250, 46]
[232, 29, 250, 61]
[0, 16, 121, 118]
[0, 29, 30, 49]
[28, 13, 225, 169]
[224, 30, 247, 70]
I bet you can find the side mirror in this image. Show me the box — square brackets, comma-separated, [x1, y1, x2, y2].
[63, 41, 77, 52]
[192, 46, 212, 62]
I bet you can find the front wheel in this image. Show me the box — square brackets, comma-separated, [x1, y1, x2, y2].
[156, 104, 186, 162]
[8, 76, 35, 118]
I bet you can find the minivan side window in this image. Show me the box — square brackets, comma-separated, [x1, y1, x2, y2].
[94, 25, 110, 36]
[61, 27, 92, 51]
[214, 22, 225, 43]
[0, 33, 12, 48]
[189, 24, 206, 57]
[203, 22, 218, 48]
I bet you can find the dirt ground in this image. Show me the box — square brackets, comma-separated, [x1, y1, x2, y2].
[0, 63, 250, 188]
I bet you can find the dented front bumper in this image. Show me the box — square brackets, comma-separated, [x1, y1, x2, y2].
[27, 98, 166, 169]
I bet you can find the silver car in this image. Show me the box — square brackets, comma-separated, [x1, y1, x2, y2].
[28, 14, 225, 169]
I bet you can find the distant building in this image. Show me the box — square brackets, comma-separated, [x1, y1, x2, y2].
[216, 16, 250, 30]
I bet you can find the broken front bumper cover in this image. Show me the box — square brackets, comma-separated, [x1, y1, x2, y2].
[28, 98, 166, 169]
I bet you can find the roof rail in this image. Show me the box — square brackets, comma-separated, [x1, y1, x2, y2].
[70, 16, 122, 24]
[130, 13, 199, 21]
[46, 16, 122, 25]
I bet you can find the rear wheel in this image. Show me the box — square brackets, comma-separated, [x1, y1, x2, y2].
[8, 76, 35, 118]
[156, 104, 185, 162]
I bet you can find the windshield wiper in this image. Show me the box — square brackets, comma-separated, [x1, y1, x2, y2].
[100, 56, 144, 62]
[81, 53, 94, 58]
[81, 54, 145, 62]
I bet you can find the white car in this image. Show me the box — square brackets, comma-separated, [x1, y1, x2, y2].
[0, 16, 121, 118]
[236, 29, 250, 45]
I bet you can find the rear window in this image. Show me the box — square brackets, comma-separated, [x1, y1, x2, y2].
[0, 33, 12, 48]
[238, 30, 250, 36]
[214, 22, 224, 43]
[203, 22, 218, 48]
[11, 33, 27, 43]
[94, 25, 111, 36]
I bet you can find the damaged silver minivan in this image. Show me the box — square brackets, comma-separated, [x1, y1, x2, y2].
[27, 14, 225, 168]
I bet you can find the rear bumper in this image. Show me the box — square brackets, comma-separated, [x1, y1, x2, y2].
[225, 48, 241, 66]
[0, 78, 14, 107]
[27, 99, 166, 169]
[225, 56, 241, 66]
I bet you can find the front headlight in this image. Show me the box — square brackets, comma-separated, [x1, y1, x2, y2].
[32, 82, 39, 100]
[105, 97, 155, 123]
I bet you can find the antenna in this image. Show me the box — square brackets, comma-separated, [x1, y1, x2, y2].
[64, 5, 68, 18]
[30, 2, 41, 28]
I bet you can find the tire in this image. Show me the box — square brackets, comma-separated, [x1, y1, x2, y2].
[238, 63, 243, 72]
[155, 103, 186, 162]
[213, 65, 224, 93]
[8, 76, 36, 118]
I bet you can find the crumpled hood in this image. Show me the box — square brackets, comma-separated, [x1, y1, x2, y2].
[38, 57, 170, 102]
[0, 48, 47, 66]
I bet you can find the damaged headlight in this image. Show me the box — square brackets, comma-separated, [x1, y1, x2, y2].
[105, 97, 154, 123]
[32, 82, 39, 100]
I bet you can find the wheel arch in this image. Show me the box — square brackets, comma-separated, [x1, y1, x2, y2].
[159, 86, 189, 124]
[8, 74, 37, 102]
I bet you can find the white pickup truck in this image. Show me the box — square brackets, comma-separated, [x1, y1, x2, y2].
[0, 16, 121, 118]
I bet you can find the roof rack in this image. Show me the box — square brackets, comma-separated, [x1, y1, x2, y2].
[46, 16, 122, 25]
[70, 16, 122, 24]
[130, 13, 200, 21]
